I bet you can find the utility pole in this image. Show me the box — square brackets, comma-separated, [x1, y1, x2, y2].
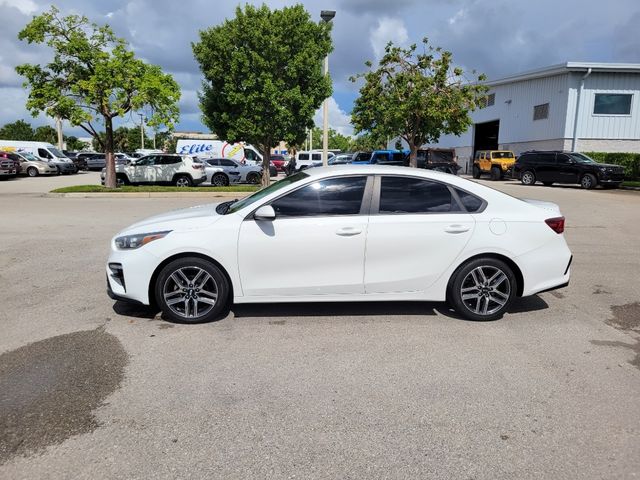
[138, 113, 145, 149]
[320, 10, 336, 166]
[55, 116, 63, 150]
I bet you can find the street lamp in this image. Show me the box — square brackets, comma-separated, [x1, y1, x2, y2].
[138, 113, 145, 149]
[320, 10, 335, 167]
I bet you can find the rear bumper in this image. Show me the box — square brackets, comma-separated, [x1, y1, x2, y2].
[517, 239, 572, 297]
[193, 175, 207, 186]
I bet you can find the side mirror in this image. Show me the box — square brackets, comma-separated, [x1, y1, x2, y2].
[254, 205, 276, 221]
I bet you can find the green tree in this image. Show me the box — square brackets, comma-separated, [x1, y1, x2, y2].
[33, 125, 57, 143]
[348, 132, 386, 152]
[16, 6, 181, 188]
[309, 127, 351, 152]
[64, 135, 87, 151]
[0, 120, 34, 140]
[351, 38, 487, 167]
[193, 4, 332, 185]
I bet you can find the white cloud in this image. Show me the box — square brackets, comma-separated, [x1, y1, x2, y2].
[1, 0, 37, 14]
[369, 17, 409, 60]
[314, 96, 354, 137]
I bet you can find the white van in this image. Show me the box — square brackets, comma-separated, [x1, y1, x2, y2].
[0, 140, 76, 174]
[295, 150, 335, 171]
[175, 140, 262, 165]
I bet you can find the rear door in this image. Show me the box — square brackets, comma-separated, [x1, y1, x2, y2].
[536, 153, 557, 182]
[364, 175, 475, 293]
[130, 155, 157, 183]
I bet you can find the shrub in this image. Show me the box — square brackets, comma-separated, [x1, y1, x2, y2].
[583, 152, 640, 179]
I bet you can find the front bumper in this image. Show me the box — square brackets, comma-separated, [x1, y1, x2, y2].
[0, 168, 16, 176]
[55, 163, 77, 173]
[106, 247, 160, 305]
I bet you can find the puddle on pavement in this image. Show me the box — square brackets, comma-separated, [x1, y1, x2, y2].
[0, 328, 127, 464]
[591, 302, 640, 370]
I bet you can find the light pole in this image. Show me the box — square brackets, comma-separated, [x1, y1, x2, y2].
[138, 113, 145, 149]
[320, 10, 335, 167]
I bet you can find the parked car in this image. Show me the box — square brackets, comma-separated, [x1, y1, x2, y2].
[415, 148, 460, 174]
[200, 159, 241, 186]
[106, 165, 572, 324]
[7, 151, 58, 176]
[88, 153, 132, 170]
[0, 152, 19, 178]
[101, 154, 206, 187]
[351, 150, 407, 166]
[0, 140, 76, 174]
[514, 151, 625, 189]
[269, 154, 287, 172]
[472, 150, 515, 180]
[203, 157, 275, 185]
[295, 151, 336, 171]
[308, 152, 354, 168]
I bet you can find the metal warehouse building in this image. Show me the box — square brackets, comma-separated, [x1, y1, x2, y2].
[424, 62, 640, 164]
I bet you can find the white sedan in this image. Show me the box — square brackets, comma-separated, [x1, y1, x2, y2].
[106, 166, 572, 323]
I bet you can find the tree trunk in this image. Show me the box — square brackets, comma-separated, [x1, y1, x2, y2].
[409, 141, 418, 168]
[261, 143, 271, 187]
[104, 116, 116, 189]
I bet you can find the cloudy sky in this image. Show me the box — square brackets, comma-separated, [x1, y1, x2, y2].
[1, 0, 639, 137]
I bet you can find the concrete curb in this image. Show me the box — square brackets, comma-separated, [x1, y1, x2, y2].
[46, 191, 252, 199]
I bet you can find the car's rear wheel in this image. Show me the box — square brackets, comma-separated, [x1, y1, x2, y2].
[27, 167, 39, 177]
[246, 172, 260, 184]
[449, 258, 516, 321]
[155, 257, 230, 324]
[211, 173, 229, 187]
[175, 175, 192, 187]
[581, 173, 597, 190]
[472, 165, 481, 179]
[490, 166, 502, 181]
[520, 170, 536, 185]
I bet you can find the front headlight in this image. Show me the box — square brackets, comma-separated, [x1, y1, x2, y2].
[115, 231, 171, 250]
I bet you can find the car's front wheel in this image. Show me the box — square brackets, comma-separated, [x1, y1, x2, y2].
[448, 258, 517, 321]
[581, 173, 597, 190]
[155, 257, 230, 323]
[472, 165, 481, 179]
[27, 167, 39, 177]
[246, 172, 261, 184]
[490, 166, 502, 181]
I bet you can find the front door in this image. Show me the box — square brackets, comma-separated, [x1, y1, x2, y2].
[555, 153, 580, 184]
[238, 175, 371, 297]
[130, 155, 158, 183]
[364, 176, 475, 293]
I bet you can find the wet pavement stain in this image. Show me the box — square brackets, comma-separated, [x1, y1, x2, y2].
[0, 328, 128, 464]
[549, 291, 565, 299]
[591, 302, 640, 370]
[593, 285, 612, 295]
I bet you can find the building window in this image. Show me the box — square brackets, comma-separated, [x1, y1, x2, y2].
[593, 94, 632, 115]
[479, 93, 495, 108]
[533, 103, 549, 121]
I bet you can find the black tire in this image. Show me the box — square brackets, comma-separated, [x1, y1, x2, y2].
[543, 182, 553, 186]
[246, 172, 261, 184]
[155, 257, 230, 324]
[27, 167, 39, 177]
[472, 165, 481, 179]
[581, 173, 597, 190]
[448, 257, 517, 321]
[211, 172, 229, 187]
[490, 166, 501, 181]
[520, 170, 536, 186]
[116, 174, 129, 186]
[174, 175, 192, 187]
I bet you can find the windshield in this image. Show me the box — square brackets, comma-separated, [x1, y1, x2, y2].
[20, 152, 40, 161]
[49, 147, 66, 158]
[569, 153, 596, 163]
[226, 171, 309, 214]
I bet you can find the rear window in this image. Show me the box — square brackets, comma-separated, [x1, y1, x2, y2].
[379, 177, 460, 214]
[519, 154, 537, 164]
[491, 152, 514, 159]
[455, 189, 484, 212]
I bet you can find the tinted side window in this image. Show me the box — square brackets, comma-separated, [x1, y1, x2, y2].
[379, 177, 459, 214]
[38, 148, 51, 159]
[271, 177, 367, 217]
[519, 154, 537, 164]
[539, 153, 556, 164]
[556, 154, 571, 165]
[455, 189, 484, 212]
[220, 159, 236, 167]
[298, 153, 309, 161]
[207, 159, 220, 166]
[136, 156, 156, 166]
[163, 156, 181, 165]
[312, 153, 321, 161]
[392, 152, 405, 162]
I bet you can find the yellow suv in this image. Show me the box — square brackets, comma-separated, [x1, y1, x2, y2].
[473, 150, 516, 180]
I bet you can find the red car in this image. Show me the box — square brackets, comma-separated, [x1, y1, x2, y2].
[269, 154, 286, 172]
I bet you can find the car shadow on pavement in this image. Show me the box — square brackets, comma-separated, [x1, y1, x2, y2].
[111, 295, 549, 323]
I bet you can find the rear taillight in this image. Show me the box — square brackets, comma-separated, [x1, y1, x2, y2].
[192, 163, 203, 169]
[545, 216, 565, 234]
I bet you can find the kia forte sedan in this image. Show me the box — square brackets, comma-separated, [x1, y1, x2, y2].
[106, 166, 572, 323]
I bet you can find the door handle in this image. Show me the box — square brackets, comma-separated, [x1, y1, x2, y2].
[336, 227, 362, 237]
[444, 224, 470, 234]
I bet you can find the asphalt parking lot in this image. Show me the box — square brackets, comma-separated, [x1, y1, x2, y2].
[1, 174, 639, 479]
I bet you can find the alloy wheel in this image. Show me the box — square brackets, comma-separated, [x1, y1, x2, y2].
[521, 172, 534, 185]
[162, 266, 218, 319]
[581, 175, 593, 189]
[176, 176, 190, 187]
[460, 265, 511, 316]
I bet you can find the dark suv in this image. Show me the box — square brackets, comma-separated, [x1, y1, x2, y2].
[514, 151, 624, 189]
